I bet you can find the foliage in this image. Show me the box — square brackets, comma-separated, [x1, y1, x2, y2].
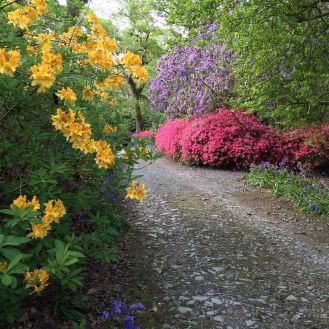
[112, 0, 166, 132]
[154, 0, 329, 126]
[155, 109, 329, 169]
[0, 0, 152, 323]
[0, 198, 83, 322]
[246, 163, 329, 217]
[148, 24, 233, 117]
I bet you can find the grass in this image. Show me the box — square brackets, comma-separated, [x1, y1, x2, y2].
[245, 163, 329, 218]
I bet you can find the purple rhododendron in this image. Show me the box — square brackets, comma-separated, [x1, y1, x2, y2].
[148, 24, 233, 117]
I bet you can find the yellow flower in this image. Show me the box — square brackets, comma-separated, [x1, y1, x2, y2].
[82, 85, 94, 100]
[123, 51, 142, 67]
[43, 199, 66, 224]
[42, 45, 62, 74]
[79, 138, 98, 154]
[68, 122, 92, 149]
[87, 49, 113, 70]
[131, 66, 148, 84]
[56, 87, 77, 104]
[31, 0, 47, 15]
[0, 49, 21, 76]
[103, 124, 117, 135]
[27, 222, 50, 239]
[0, 262, 8, 272]
[8, 9, 30, 29]
[72, 42, 87, 54]
[51, 108, 76, 136]
[123, 150, 134, 161]
[102, 74, 124, 89]
[97, 91, 109, 101]
[10, 195, 40, 211]
[108, 98, 117, 107]
[126, 180, 146, 202]
[30, 63, 55, 92]
[60, 26, 84, 44]
[95, 142, 115, 168]
[26, 45, 38, 55]
[24, 269, 49, 294]
[35, 32, 56, 45]
[138, 146, 148, 156]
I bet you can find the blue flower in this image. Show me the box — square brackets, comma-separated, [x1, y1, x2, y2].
[112, 300, 122, 315]
[124, 315, 134, 329]
[102, 310, 111, 320]
[131, 303, 144, 311]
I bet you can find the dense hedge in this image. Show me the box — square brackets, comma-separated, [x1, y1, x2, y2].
[155, 109, 329, 170]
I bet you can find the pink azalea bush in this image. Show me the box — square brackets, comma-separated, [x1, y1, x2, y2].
[132, 130, 155, 140]
[280, 125, 329, 169]
[155, 109, 329, 170]
[155, 119, 189, 159]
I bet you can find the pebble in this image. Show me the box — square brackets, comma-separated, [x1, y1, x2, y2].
[246, 320, 257, 327]
[248, 298, 266, 306]
[213, 315, 224, 323]
[193, 296, 208, 301]
[177, 306, 193, 313]
[211, 297, 223, 305]
[286, 295, 299, 302]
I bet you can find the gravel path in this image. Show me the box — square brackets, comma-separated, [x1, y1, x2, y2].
[123, 157, 329, 329]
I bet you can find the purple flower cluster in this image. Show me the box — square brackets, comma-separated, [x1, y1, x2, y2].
[102, 300, 144, 329]
[148, 24, 233, 117]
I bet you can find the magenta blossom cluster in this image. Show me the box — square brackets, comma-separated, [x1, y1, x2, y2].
[131, 130, 155, 140]
[148, 24, 233, 117]
[155, 109, 329, 170]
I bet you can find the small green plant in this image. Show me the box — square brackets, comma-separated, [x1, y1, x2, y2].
[245, 162, 329, 217]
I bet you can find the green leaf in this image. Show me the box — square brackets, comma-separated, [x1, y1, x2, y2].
[6, 254, 23, 272]
[0, 209, 16, 216]
[1, 274, 12, 286]
[2, 236, 31, 247]
[62, 258, 79, 267]
[1, 247, 21, 260]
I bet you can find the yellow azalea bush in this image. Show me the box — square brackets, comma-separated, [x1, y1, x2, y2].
[0, 0, 156, 324]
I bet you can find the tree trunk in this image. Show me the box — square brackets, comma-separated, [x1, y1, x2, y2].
[135, 100, 142, 133]
[127, 77, 144, 133]
[66, 0, 88, 20]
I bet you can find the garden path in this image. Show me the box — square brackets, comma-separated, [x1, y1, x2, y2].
[122, 157, 329, 329]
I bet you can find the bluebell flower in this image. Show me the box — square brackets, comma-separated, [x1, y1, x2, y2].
[131, 303, 144, 310]
[102, 310, 111, 320]
[112, 300, 122, 315]
[314, 205, 321, 213]
[124, 315, 134, 329]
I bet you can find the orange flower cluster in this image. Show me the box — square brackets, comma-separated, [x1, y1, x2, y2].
[7, 0, 47, 29]
[103, 124, 117, 135]
[126, 180, 146, 202]
[123, 51, 148, 83]
[30, 38, 62, 92]
[28, 199, 66, 239]
[51, 108, 115, 169]
[11, 195, 40, 211]
[24, 268, 49, 294]
[0, 49, 21, 76]
[56, 87, 77, 104]
[10, 195, 66, 239]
